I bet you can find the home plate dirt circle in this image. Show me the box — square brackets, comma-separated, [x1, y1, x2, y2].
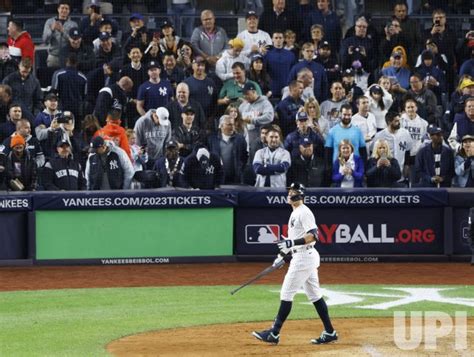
[107, 317, 473, 356]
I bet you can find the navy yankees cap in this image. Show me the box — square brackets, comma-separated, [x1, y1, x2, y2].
[69, 28, 81, 39]
[243, 82, 257, 93]
[296, 111, 309, 121]
[99, 31, 111, 41]
[427, 124, 442, 135]
[147, 60, 161, 70]
[91, 136, 105, 149]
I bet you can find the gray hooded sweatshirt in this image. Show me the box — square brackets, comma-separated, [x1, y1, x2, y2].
[134, 109, 172, 161]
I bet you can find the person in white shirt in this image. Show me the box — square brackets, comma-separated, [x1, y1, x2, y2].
[237, 11, 272, 58]
[400, 98, 428, 156]
[351, 96, 377, 146]
[215, 38, 249, 82]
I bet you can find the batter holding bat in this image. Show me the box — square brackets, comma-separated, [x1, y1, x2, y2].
[252, 182, 338, 345]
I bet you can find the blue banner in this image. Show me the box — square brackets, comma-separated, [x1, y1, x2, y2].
[0, 194, 32, 212]
[238, 188, 449, 208]
[235, 206, 444, 255]
[33, 190, 238, 210]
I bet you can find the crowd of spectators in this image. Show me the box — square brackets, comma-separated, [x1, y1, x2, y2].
[0, 0, 472, 191]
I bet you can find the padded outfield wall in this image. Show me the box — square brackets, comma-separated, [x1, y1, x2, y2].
[0, 189, 471, 264]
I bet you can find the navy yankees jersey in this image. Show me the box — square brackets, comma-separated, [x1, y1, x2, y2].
[137, 79, 174, 112]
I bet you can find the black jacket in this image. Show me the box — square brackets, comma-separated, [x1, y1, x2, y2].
[6, 150, 37, 191]
[172, 124, 206, 158]
[366, 157, 402, 187]
[86, 149, 127, 190]
[181, 146, 223, 189]
[166, 99, 207, 132]
[41, 155, 86, 191]
[93, 83, 128, 125]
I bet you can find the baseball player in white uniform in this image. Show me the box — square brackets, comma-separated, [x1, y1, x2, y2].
[252, 182, 338, 345]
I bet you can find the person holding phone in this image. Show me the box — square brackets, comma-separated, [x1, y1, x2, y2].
[366, 139, 402, 187]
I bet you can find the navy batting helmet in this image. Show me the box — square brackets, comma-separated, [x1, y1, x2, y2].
[287, 182, 305, 201]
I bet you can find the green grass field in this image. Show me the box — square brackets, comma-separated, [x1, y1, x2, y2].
[1, 284, 473, 356]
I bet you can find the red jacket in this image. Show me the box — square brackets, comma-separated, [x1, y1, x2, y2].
[8, 32, 35, 64]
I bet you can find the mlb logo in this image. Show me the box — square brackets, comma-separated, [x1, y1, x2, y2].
[246, 224, 279, 244]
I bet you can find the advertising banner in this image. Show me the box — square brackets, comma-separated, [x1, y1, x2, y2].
[36, 208, 233, 260]
[235, 207, 444, 256]
[33, 190, 237, 210]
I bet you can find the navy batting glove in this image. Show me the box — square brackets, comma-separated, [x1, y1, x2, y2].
[277, 239, 294, 250]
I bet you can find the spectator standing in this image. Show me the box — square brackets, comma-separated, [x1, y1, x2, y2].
[153, 140, 185, 188]
[304, 0, 341, 52]
[42, 1, 78, 68]
[5, 134, 36, 191]
[448, 98, 474, 152]
[282, 67, 314, 101]
[319, 81, 348, 130]
[259, 0, 299, 37]
[406, 73, 439, 125]
[2, 59, 42, 117]
[284, 111, 324, 158]
[51, 55, 88, 121]
[305, 96, 329, 139]
[0, 42, 19, 81]
[239, 82, 274, 144]
[136, 61, 173, 116]
[401, 98, 429, 156]
[207, 115, 248, 185]
[340, 16, 377, 73]
[7, 19, 34, 65]
[167, 82, 206, 131]
[414, 124, 454, 188]
[218, 62, 262, 108]
[122, 13, 152, 55]
[85, 136, 134, 190]
[184, 56, 218, 120]
[237, 11, 272, 58]
[172, 105, 206, 158]
[181, 145, 223, 189]
[275, 80, 304, 138]
[324, 104, 366, 164]
[265, 30, 295, 99]
[2, 119, 44, 168]
[93, 76, 133, 125]
[159, 21, 185, 57]
[331, 139, 364, 188]
[366, 84, 393, 131]
[216, 38, 249, 82]
[415, 50, 446, 104]
[392, 1, 421, 66]
[0, 103, 23, 143]
[160, 51, 185, 88]
[59, 28, 96, 73]
[373, 111, 414, 183]
[134, 107, 172, 163]
[381, 50, 411, 90]
[253, 126, 291, 187]
[166, 0, 196, 39]
[286, 136, 325, 187]
[287, 42, 328, 103]
[366, 138, 402, 187]
[126, 129, 148, 173]
[351, 96, 377, 145]
[94, 31, 122, 68]
[34, 93, 62, 135]
[247, 54, 271, 98]
[454, 135, 474, 188]
[190, 9, 228, 69]
[315, 41, 340, 86]
[41, 138, 86, 191]
[94, 109, 132, 161]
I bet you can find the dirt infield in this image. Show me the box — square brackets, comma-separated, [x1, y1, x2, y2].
[1, 262, 473, 355]
[107, 318, 474, 357]
[0, 262, 473, 291]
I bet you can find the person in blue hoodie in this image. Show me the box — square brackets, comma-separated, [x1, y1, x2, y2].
[415, 50, 446, 104]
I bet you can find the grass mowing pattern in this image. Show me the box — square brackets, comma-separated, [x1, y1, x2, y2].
[1, 285, 473, 356]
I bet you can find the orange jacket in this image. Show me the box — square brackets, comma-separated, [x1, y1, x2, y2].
[94, 123, 132, 161]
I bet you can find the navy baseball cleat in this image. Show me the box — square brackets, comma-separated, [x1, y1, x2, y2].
[311, 330, 338, 344]
[252, 329, 280, 345]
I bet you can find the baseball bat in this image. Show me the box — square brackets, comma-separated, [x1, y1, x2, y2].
[230, 258, 286, 295]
